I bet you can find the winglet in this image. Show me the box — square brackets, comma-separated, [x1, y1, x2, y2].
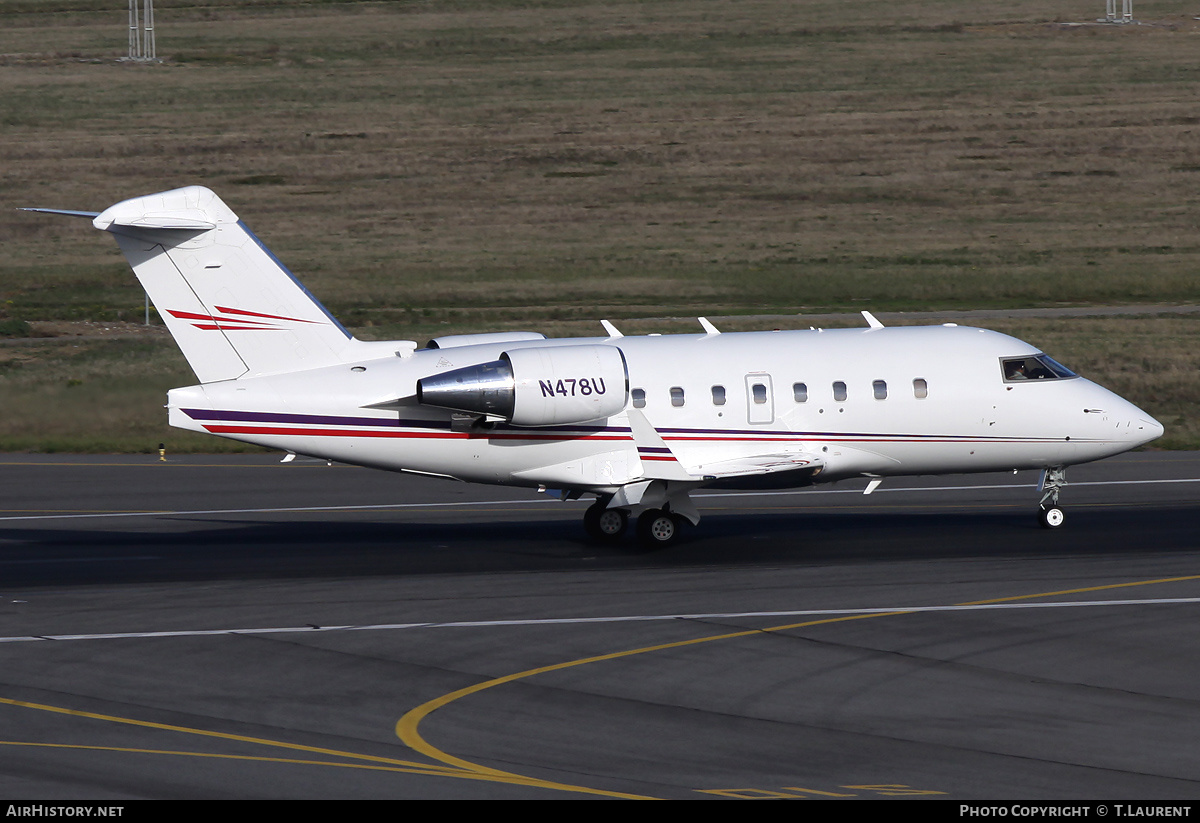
[626, 409, 695, 481]
[861, 310, 884, 329]
[697, 317, 720, 335]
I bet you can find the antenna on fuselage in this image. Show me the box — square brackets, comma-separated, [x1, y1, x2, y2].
[600, 319, 623, 339]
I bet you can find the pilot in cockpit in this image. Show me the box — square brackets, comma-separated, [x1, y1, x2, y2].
[1005, 360, 1028, 380]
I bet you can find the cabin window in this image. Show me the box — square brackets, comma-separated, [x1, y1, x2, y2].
[873, 380, 887, 400]
[832, 381, 847, 402]
[632, 388, 646, 409]
[751, 383, 768, 404]
[793, 382, 807, 403]
[670, 386, 685, 407]
[913, 378, 928, 399]
[711, 385, 726, 406]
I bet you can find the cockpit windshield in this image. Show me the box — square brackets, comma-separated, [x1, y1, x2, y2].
[1001, 354, 1077, 382]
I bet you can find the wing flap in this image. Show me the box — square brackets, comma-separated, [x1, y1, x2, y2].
[693, 451, 822, 479]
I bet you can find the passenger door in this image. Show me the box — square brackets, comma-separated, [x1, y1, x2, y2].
[745, 373, 774, 424]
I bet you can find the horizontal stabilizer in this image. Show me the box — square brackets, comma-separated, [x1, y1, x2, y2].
[99, 212, 215, 230]
[20, 208, 100, 219]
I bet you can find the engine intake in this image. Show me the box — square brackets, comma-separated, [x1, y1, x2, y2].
[417, 344, 628, 426]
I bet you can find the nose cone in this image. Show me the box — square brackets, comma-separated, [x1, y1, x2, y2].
[1072, 380, 1163, 460]
[1132, 412, 1165, 447]
[1095, 387, 1164, 450]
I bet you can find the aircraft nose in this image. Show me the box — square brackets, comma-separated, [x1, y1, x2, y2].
[1112, 395, 1164, 448]
[1133, 413, 1165, 447]
[1080, 382, 1163, 454]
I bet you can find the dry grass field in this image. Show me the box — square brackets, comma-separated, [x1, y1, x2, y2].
[0, 0, 1196, 449]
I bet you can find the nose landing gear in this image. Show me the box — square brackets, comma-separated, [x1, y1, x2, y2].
[1039, 504, 1065, 529]
[1038, 466, 1067, 529]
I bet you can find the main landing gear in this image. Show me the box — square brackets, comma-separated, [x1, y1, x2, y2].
[635, 508, 683, 548]
[583, 497, 684, 549]
[583, 498, 628, 540]
[1038, 465, 1067, 530]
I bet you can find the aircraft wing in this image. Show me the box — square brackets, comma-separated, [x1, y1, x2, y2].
[686, 451, 823, 480]
[626, 409, 823, 482]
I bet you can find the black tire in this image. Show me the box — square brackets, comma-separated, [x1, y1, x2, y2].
[1038, 505, 1065, 529]
[636, 509, 681, 548]
[584, 501, 628, 540]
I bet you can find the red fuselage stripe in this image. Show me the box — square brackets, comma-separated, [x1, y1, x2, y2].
[201, 424, 1073, 446]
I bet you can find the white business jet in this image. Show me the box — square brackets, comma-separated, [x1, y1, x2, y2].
[26, 187, 1163, 546]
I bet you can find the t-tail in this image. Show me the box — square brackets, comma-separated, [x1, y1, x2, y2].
[30, 186, 359, 383]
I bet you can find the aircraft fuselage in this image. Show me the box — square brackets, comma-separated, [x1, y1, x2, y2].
[168, 324, 1161, 492]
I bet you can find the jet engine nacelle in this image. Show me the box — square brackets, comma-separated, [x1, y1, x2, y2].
[416, 344, 628, 426]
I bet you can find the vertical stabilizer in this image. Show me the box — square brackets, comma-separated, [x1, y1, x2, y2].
[92, 186, 352, 383]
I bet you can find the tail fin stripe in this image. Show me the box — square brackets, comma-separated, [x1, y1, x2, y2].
[168, 309, 303, 330]
[213, 305, 324, 324]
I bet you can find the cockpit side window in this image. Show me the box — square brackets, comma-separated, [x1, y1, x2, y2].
[1039, 355, 1077, 378]
[1001, 354, 1077, 382]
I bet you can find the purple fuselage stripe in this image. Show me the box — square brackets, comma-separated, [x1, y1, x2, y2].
[180, 408, 1086, 444]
